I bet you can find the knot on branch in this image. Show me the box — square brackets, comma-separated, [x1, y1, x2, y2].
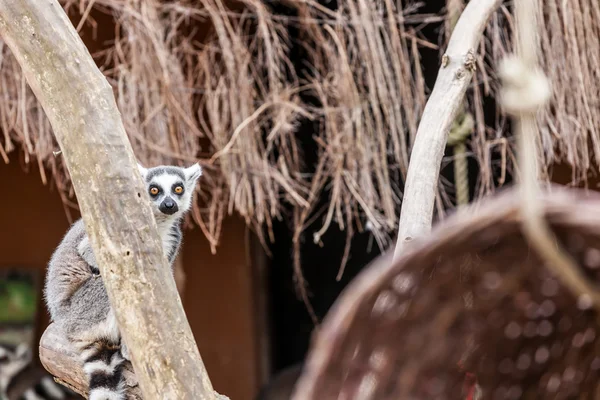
[464, 49, 476, 72]
[447, 112, 474, 146]
[499, 55, 551, 115]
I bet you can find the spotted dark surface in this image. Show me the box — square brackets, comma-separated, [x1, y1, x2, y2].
[295, 188, 600, 400]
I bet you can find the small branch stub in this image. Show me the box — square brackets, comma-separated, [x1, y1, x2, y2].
[464, 49, 476, 72]
[442, 54, 450, 68]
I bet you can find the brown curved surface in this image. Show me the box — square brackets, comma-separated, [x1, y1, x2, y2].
[293, 186, 600, 399]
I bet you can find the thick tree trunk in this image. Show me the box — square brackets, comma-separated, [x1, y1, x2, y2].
[393, 0, 503, 258]
[0, 1, 225, 399]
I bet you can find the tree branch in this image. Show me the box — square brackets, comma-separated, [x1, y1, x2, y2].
[0, 1, 225, 399]
[40, 323, 142, 399]
[393, 0, 503, 258]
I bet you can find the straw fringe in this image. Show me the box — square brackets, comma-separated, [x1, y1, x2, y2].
[2, 0, 600, 257]
[451, 0, 600, 197]
[0, 0, 431, 256]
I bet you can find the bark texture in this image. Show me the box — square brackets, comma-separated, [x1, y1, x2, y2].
[0, 1, 225, 399]
[393, 0, 504, 258]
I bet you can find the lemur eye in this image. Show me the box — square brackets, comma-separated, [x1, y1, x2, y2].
[150, 187, 159, 196]
[174, 186, 183, 194]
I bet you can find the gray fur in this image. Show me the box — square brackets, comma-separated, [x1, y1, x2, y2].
[77, 236, 98, 272]
[44, 163, 202, 400]
[145, 166, 185, 182]
[166, 225, 182, 263]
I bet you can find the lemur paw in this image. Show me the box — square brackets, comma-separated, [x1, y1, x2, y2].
[120, 342, 130, 361]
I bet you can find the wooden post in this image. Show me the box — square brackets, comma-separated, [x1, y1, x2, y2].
[0, 1, 226, 399]
[393, 0, 503, 258]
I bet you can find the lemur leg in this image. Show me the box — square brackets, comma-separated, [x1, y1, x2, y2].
[103, 308, 130, 361]
[65, 277, 120, 342]
[67, 278, 130, 360]
[61, 277, 128, 399]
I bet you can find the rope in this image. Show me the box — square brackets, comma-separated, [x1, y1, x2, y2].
[499, 1, 600, 308]
[447, 0, 473, 208]
[448, 112, 474, 206]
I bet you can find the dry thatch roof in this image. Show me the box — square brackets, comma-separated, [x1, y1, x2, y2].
[0, 0, 435, 252]
[457, 0, 600, 194]
[1, 0, 599, 258]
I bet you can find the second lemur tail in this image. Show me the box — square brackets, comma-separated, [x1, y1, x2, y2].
[79, 340, 126, 400]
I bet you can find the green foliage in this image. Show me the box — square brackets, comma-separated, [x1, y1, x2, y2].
[0, 279, 37, 324]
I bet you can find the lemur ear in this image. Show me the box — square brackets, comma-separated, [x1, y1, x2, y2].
[137, 163, 148, 179]
[184, 163, 202, 186]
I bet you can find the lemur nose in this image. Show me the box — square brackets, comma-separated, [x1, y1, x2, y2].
[159, 198, 178, 215]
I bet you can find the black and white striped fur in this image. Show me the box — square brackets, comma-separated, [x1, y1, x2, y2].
[78, 340, 126, 400]
[44, 163, 202, 400]
[0, 342, 78, 400]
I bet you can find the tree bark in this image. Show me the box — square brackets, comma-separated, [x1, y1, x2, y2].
[0, 1, 225, 399]
[393, 0, 503, 259]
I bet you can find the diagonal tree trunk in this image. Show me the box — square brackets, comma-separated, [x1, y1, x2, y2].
[393, 0, 503, 258]
[0, 1, 226, 399]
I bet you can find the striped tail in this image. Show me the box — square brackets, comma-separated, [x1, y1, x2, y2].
[80, 341, 126, 400]
[0, 342, 77, 400]
[15, 376, 71, 400]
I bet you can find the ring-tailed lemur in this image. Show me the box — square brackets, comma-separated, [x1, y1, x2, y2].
[0, 341, 79, 400]
[44, 163, 202, 400]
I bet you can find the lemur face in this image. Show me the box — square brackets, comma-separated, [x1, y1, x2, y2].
[137, 163, 202, 220]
